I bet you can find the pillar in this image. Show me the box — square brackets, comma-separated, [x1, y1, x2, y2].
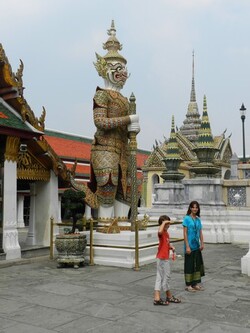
[230, 153, 239, 180]
[26, 183, 36, 245]
[58, 194, 62, 223]
[3, 159, 21, 259]
[17, 193, 25, 228]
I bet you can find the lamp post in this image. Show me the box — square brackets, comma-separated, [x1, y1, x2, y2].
[240, 103, 246, 163]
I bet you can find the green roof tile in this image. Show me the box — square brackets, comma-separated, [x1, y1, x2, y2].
[0, 102, 33, 132]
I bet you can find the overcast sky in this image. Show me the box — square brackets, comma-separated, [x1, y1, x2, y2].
[0, 0, 249, 155]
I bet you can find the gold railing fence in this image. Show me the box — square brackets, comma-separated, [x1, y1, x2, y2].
[50, 217, 184, 270]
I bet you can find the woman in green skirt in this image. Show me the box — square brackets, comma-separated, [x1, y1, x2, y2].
[182, 201, 205, 292]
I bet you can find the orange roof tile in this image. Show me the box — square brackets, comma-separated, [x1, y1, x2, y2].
[137, 153, 148, 168]
[45, 135, 91, 160]
[44, 130, 150, 170]
[64, 163, 90, 175]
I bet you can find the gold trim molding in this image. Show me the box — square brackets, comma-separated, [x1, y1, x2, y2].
[4, 136, 20, 162]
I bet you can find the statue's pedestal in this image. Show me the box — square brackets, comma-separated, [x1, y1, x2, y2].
[83, 229, 159, 268]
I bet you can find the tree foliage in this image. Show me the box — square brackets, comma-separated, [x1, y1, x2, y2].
[61, 189, 85, 233]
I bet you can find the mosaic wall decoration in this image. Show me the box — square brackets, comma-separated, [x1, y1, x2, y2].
[228, 187, 246, 206]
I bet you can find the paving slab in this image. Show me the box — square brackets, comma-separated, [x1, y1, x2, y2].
[0, 243, 249, 333]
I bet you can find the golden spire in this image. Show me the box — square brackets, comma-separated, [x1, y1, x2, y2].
[179, 51, 201, 142]
[166, 115, 181, 159]
[190, 50, 196, 102]
[197, 95, 214, 148]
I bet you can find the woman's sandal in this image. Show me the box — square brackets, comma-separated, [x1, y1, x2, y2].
[192, 285, 204, 291]
[167, 295, 181, 303]
[185, 285, 196, 292]
[153, 298, 169, 306]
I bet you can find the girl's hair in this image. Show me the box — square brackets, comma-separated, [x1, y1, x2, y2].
[187, 201, 200, 217]
[158, 215, 170, 225]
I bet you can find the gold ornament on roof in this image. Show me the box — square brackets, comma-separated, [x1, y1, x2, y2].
[15, 59, 24, 96]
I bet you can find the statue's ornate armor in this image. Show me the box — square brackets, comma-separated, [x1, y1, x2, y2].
[69, 21, 139, 214]
[90, 87, 131, 205]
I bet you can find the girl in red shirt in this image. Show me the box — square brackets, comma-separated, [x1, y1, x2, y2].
[153, 215, 181, 305]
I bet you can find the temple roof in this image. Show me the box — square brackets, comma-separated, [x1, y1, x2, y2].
[143, 130, 232, 171]
[143, 59, 232, 171]
[0, 98, 43, 138]
[0, 43, 45, 132]
[45, 130, 92, 161]
[0, 44, 69, 184]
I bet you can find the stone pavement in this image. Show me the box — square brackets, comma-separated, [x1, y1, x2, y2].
[0, 242, 250, 333]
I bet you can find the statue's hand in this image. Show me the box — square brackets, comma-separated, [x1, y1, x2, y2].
[129, 114, 139, 123]
[128, 122, 140, 133]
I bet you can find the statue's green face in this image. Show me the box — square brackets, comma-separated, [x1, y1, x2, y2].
[106, 61, 128, 88]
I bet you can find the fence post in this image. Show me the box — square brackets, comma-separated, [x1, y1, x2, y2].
[89, 218, 94, 266]
[134, 218, 140, 271]
[50, 216, 54, 259]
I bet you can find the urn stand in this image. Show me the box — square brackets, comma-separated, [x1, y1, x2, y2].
[55, 234, 87, 268]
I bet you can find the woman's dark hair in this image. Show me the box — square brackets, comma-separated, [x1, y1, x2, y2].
[158, 215, 170, 225]
[187, 201, 200, 217]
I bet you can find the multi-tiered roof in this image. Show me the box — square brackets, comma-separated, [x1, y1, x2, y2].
[143, 54, 232, 177]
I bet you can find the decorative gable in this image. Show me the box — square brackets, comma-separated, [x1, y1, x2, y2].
[17, 150, 50, 181]
[144, 147, 165, 168]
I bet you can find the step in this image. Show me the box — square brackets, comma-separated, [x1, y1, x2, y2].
[21, 246, 50, 259]
[0, 252, 6, 261]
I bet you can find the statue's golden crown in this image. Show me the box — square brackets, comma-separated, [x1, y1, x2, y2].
[93, 20, 127, 78]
